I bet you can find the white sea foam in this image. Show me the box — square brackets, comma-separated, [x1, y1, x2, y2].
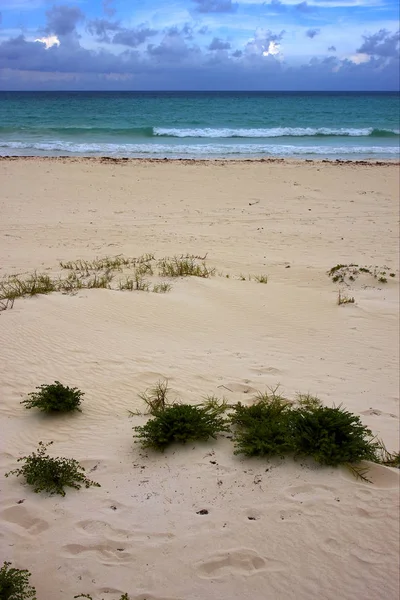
[153, 127, 399, 138]
[0, 140, 398, 159]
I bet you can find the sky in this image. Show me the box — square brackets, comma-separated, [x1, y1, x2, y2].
[0, 0, 398, 90]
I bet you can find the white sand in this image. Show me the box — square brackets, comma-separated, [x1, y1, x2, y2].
[0, 158, 399, 600]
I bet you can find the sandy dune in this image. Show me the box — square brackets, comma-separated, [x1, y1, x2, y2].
[0, 158, 399, 600]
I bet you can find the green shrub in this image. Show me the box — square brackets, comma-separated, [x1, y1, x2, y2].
[134, 403, 230, 451]
[229, 392, 382, 476]
[5, 442, 100, 496]
[21, 382, 84, 413]
[290, 404, 380, 466]
[0, 562, 36, 600]
[231, 396, 294, 457]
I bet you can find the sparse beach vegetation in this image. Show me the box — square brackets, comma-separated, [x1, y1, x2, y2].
[0, 561, 36, 600]
[137, 379, 171, 415]
[0, 253, 221, 311]
[21, 382, 84, 414]
[134, 402, 230, 451]
[254, 274, 268, 283]
[157, 255, 215, 278]
[328, 263, 395, 285]
[5, 442, 100, 496]
[338, 290, 355, 305]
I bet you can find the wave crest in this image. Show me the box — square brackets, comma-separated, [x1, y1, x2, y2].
[153, 127, 400, 138]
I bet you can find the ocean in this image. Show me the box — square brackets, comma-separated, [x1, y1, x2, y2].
[0, 91, 399, 160]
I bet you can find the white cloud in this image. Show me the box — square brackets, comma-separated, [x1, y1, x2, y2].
[35, 35, 60, 49]
[263, 41, 281, 55]
[348, 52, 371, 63]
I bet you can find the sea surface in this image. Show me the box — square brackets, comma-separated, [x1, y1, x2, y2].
[0, 91, 399, 160]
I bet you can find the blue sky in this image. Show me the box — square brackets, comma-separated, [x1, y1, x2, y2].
[0, 0, 398, 89]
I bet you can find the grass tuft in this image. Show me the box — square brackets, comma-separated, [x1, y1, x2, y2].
[138, 380, 171, 415]
[152, 282, 172, 294]
[158, 255, 215, 278]
[86, 272, 113, 289]
[338, 290, 355, 305]
[254, 274, 268, 284]
[21, 382, 84, 413]
[5, 442, 100, 496]
[0, 273, 56, 302]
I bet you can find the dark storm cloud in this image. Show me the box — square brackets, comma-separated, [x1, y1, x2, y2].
[164, 23, 194, 39]
[193, 0, 238, 13]
[45, 5, 84, 36]
[87, 19, 157, 47]
[208, 37, 231, 50]
[357, 29, 399, 57]
[113, 27, 158, 48]
[87, 18, 120, 43]
[147, 31, 200, 63]
[306, 28, 320, 39]
[0, 25, 398, 91]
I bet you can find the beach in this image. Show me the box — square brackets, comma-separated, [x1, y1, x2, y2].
[0, 157, 399, 599]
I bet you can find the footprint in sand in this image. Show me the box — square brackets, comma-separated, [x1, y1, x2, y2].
[76, 519, 128, 540]
[360, 408, 398, 418]
[284, 484, 337, 503]
[250, 366, 282, 377]
[62, 541, 133, 565]
[196, 548, 285, 579]
[1, 505, 49, 535]
[134, 595, 184, 600]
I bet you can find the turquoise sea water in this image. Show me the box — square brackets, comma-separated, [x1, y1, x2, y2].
[0, 91, 399, 160]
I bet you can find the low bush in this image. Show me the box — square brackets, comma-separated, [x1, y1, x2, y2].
[231, 394, 293, 457]
[5, 442, 100, 496]
[0, 561, 36, 600]
[21, 382, 84, 413]
[134, 403, 230, 451]
[290, 404, 380, 466]
[229, 392, 382, 476]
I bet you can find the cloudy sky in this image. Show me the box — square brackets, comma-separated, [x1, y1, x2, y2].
[0, 0, 398, 90]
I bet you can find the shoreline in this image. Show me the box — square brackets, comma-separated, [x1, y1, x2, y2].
[0, 155, 399, 166]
